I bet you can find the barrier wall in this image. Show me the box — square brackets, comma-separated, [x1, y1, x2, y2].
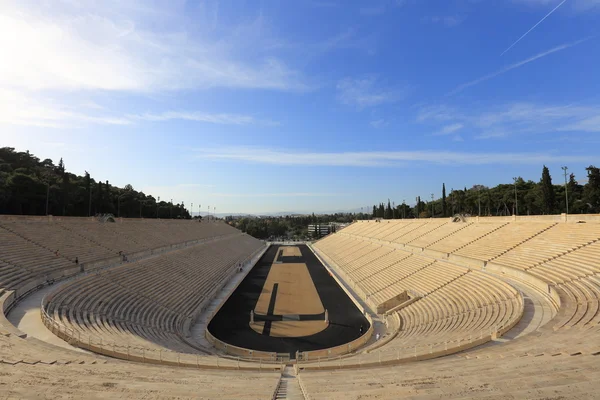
[297, 312, 374, 360]
[377, 291, 409, 314]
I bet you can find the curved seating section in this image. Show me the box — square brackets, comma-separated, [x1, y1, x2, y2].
[314, 219, 600, 367]
[0, 218, 238, 262]
[0, 226, 73, 292]
[428, 222, 508, 253]
[2, 215, 600, 398]
[44, 234, 263, 353]
[408, 221, 471, 248]
[313, 232, 523, 358]
[491, 222, 600, 270]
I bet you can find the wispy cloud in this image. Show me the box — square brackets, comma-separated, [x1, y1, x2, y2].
[337, 76, 406, 108]
[448, 37, 592, 95]
[0, 2, 309, 93]
[418, 101, 600, 139]
[210, 192, 342, 198]
[130, 111, 280, 126]
[501, 0, 567, 56]
[177, 183, 215, 188]
[434, 123, 464, 135]
[0, 89, 278, 128]
[0, 89, 131, 128]
[195, 146, 591, 166]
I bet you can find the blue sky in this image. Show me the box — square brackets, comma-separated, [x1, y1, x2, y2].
[1, 0, 599, 214]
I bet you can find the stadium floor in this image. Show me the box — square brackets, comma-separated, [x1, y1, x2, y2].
[207, 244, 369, 357]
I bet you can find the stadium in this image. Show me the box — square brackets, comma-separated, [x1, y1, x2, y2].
[1, 213, 599, 398]
[3, 1, 600, 398]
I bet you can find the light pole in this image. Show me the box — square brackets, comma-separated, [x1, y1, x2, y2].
[392, 202, 395, 219]
[156, 196, 160, 218]
[170, 198, 173, 218]
[208, 206, 210, 222]
[562, 166, 569, 217]
[191, 203, 193, 219]
[512, 177, 518, 216]
[198, 204, 201, 220]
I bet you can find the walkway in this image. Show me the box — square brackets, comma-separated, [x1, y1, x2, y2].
[8, 284, 90, 354]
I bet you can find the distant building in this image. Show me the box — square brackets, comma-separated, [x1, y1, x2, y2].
[308, 224, 331, 238]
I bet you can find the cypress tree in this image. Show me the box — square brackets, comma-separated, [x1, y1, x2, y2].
[96, 181, 103, 214]
[583, 166, 600, 212]
[84, 171, 91, 216]
[442, 183, 447, 217]
[540, 165, 555, 214]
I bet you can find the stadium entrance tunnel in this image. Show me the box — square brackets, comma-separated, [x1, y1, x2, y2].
[207, 244, 370, 358]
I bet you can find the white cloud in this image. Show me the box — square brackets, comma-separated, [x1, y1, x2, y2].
[448, 37, 592, 95]
[211, 192, 341, 198]
[434, 123, 464, 135]
[0, 89, 276, 128]
[0, 89, 131, 128]
[195, 146, 591, 167]
[558, 115, 600, 132]
[130, 111, 280, 126]
[0, 2, 308, 93]
[418, 102, 600, 139]
[337, 76, 405, 108]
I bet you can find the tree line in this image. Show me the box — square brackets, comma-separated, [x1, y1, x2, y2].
[227, 213, 355, 240]
[370, 165, 600, 219]
[0, 147, 191, 219]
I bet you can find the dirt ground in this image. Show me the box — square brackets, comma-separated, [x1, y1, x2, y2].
[254, 262, 324, 316]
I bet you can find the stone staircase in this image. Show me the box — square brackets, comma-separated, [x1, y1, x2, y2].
[273, 365, 305, 400]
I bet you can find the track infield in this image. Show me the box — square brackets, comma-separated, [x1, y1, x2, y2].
[207, 244, 369, 356]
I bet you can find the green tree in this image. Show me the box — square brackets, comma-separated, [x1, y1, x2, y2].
[442, 183, 447, 217]
[540, 165, 555, 214]
[84, 171, 91, 216]
[583, 165, 600, 213]
[385, 199, 392, 219]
